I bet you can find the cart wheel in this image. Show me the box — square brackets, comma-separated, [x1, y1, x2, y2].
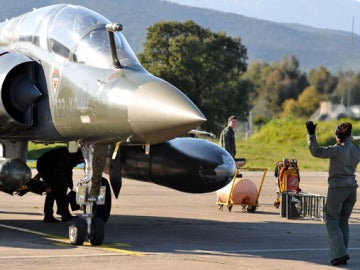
[69, 217, 87, 245]
[218, 204, 224, 211]
[89, 217, 104, 246]
[274, 199, 280, 209]
[227, 205, 233, 212]
[247, 205, 257, 213]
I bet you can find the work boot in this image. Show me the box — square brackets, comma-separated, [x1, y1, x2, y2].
[43, 216, 60, 223]
[331, 255, 349, 266]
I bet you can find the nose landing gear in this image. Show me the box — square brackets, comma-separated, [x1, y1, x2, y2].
[69, 180, 108, 246]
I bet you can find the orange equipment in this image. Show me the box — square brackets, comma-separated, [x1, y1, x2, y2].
[273, 158, 301, 208]
[217, 178, 257, 205]
[216, 160, 267, 213]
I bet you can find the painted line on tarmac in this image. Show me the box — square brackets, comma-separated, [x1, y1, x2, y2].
[0, 253, 132, 259]
[0, 223, 48, 236]
[183, 247, 360, 255]
[0, 223, 143, 256]
[232, 247, 360, 253]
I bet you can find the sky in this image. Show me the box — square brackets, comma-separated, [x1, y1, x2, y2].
[167, 0, 360, 34]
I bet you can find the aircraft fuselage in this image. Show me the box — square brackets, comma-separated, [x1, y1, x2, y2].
[0, 4, 205, 144]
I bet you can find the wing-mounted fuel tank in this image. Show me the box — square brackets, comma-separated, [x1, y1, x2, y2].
[119, 137, 236, 193]
[0, 50, 42, 135]
[0, 157, 31, 194]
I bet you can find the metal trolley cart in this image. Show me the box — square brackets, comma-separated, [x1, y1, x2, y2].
[281, 191, 326, 220]
[217, 160, 267, 212]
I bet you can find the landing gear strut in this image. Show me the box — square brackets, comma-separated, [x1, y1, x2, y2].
[68, 143, 111, 246]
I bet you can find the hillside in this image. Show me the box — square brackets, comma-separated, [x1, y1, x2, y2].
[237, 118, 360, 171]
[0, 0, 359, 72]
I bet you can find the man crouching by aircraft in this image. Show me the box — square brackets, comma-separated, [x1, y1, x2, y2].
[36, 147, 84, 223]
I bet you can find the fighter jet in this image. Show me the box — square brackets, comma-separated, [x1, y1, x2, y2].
[0, 4, 235, 245]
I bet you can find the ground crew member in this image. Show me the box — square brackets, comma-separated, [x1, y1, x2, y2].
[219, 115, 237, 159]
[37, 147, 83, 223]
[306, 121, 359, 266]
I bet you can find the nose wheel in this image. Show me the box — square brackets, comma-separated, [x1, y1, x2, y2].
[69, 216, 104, 246]
[89, 217, 105, 245]
[68, 177, 110, 246]
[69, 217, 87, 245]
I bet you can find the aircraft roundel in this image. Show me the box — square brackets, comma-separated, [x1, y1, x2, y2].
[52, 68, 60, 95]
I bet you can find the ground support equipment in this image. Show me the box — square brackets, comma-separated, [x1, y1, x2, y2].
[217, 166, 267, 213]
[281, 191, 326, 220]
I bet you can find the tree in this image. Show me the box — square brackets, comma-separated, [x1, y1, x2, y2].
[138, 20, 253, 134]
[281, 86, 322, 117]
[243, 60, 274, 101]
[255, 55, 308, 116]
[297, 86, 322, 115]
[243, 61, 276, 120]
[331, 71, 360, 106]
[281, 98, 298, 117]
[308, 66, 338, 96]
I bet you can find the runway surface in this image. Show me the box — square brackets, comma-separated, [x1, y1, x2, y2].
[0, 170, 359, 269]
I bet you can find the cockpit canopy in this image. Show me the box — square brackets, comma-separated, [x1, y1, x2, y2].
[0, 4, 142, 69]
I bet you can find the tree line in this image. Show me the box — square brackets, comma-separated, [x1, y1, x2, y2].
[138, 20, 360, 135]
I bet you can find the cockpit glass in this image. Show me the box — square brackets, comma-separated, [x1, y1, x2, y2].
[115, 31, 141, 68]
[0, 5, 142, 69]
[74, 28, 108, 67]
[46, 5, 141, 69]
[74, 27, 141, 69]
[48, 5, 105, 57]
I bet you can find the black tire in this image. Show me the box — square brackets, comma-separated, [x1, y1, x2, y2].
[247, 200, 258, 213]
[94, 177, 112, 223]
[69, 217, 87, 245]
[89, 217, 104, 246]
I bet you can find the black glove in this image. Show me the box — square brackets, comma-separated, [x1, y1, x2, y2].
[305, 121, 317, 135]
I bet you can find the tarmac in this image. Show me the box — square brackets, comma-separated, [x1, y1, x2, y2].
[0, 169, 359, 270]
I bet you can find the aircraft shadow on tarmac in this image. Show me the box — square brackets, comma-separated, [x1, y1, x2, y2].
[1, 214, 358, 268]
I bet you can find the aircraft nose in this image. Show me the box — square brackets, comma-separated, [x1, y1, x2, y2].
[128, 79, 206, 144]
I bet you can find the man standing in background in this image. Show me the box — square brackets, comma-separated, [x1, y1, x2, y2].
[219, 115, 237, 159]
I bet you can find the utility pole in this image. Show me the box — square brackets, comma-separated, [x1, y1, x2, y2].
[347, 16, 354, 108]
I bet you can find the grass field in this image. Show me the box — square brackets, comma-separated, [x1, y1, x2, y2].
[27, 117, 360, 172]
[235, 117, 360, 172]
[237, 140, 330, 171]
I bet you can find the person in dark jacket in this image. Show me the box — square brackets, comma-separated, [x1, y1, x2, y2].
[219, 115, 237, 159]
[37, 147, 83, 223]
[306, 121, 360, 266]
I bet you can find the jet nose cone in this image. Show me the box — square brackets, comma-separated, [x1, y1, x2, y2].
[128, 79, 206, 144]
